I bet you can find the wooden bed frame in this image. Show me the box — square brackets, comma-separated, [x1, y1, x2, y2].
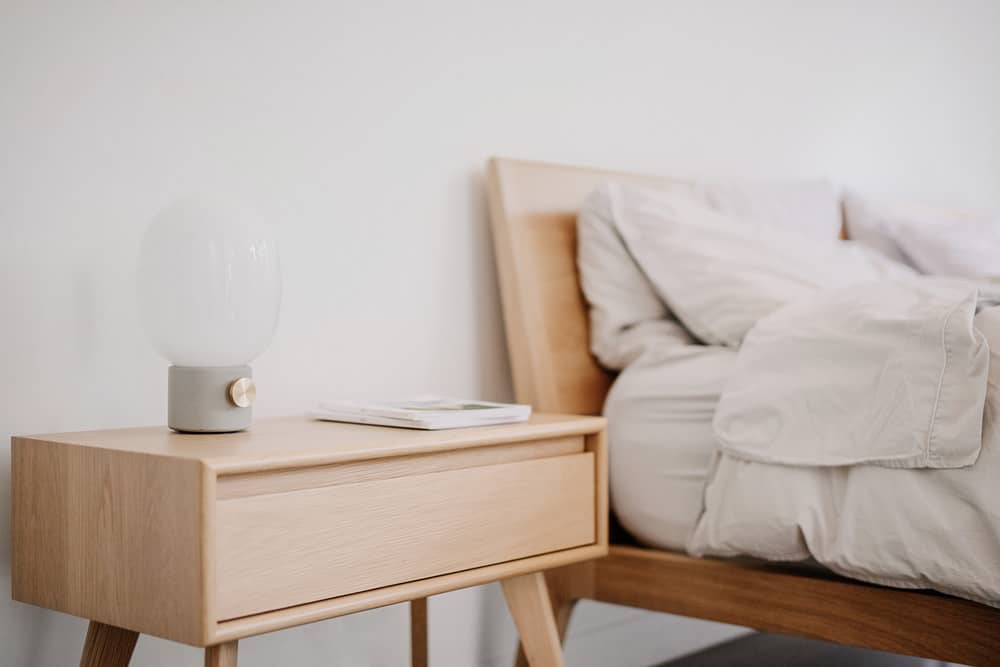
[486, 156, 1000, 666]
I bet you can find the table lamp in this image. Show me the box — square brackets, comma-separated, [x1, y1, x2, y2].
[138, 196, 281, 433]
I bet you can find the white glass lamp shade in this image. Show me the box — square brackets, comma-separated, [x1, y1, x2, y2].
[138, 196, 281, 367]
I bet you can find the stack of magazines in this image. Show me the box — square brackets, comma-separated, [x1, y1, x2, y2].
[309, 396, 532, 430]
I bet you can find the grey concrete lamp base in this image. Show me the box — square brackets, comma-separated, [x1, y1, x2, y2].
[168, 365, 254, 433]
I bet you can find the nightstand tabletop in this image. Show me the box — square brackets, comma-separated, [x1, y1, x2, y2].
[15, 413, 606, 474]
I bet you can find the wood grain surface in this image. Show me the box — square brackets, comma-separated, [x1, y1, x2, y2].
[410, 598, 428, 667]
[18, 413, 605, 474]
[78, 621, 139, 667]
[594, 546, 1000, 665]
[203, 641, 238, 667]
[503, 572, 565, 667]
[215, 453, 595, 619]
[13, 440, 207, 644]
[216, 436, 582, 499]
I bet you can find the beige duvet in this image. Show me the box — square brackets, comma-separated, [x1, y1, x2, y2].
[689, 304, 1000, 608]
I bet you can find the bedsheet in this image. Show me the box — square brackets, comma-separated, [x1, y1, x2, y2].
[605, 345, 735, 551]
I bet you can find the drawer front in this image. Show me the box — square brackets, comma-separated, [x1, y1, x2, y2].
[214, 452, 595, 620]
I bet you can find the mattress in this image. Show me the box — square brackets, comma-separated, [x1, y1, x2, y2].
[605, 345, 735, 551]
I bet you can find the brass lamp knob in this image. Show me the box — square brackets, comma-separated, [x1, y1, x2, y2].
[228, 377, 256, 408]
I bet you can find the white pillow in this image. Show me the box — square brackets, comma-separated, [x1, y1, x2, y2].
[895, 220, 1000, 278]
[607, 183, 915, 346]
[702, 180, 842, 240]
[578, 179, 844, 366]
[578, 183, 695, 371]
[844, 193, 1000, 277]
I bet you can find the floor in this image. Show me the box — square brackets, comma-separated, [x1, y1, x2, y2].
[656, 633, 958, 667]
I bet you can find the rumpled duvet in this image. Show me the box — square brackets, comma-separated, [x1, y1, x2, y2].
[714, 278, 997, 469]
[689, 279, 1000, 608]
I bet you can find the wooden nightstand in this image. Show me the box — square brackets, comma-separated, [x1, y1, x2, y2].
[11, 414, 607, 666]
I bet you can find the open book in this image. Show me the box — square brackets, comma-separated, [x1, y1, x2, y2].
[309, 396, 532, 430]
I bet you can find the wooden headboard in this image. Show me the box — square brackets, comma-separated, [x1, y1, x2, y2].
[487, 157, 689, 415]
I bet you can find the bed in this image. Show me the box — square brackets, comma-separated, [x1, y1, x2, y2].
[485, 156, 1000, 666]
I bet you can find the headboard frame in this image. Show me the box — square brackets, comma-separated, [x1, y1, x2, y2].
[486, 157, 690, 415]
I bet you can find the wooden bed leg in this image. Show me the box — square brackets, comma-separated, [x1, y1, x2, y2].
[411, 597, 428, 667]
[204, 640, 238, 667]
[79, 620, 139, 667]
[503, 572, 565, 667]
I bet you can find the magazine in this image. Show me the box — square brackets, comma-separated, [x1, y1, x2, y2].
[309, 396, 532, 430]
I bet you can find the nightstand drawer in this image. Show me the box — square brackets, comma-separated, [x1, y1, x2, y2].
[214, 451, 595, 620]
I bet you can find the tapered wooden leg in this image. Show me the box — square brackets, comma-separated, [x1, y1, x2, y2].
[410, 597, 428, 667]
[502, 572, 564, 667]
[79, 621, 139, 667]
[513, 563, 592, 667]
[514, 598, 576, 667]
[204, 640, 238, 667]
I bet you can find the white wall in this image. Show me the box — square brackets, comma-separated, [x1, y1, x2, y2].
[2, 1, 999, 665]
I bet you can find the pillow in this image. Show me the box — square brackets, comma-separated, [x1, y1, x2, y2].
[578, 183, 694, 371]
[844, 193, 1000, 277]
[703, 180, 842, 240]
[606, 183, 915, 346]
[895, 220, 1000, 278]
[578, 179, 843, 367]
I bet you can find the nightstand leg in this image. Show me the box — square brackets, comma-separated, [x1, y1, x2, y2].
[502, 572, 564, 667]
[204, 640, 238, 667]
[514, 598, 577, 667]
[410, 597, 428, 667]
[79, 621, 139, 667]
